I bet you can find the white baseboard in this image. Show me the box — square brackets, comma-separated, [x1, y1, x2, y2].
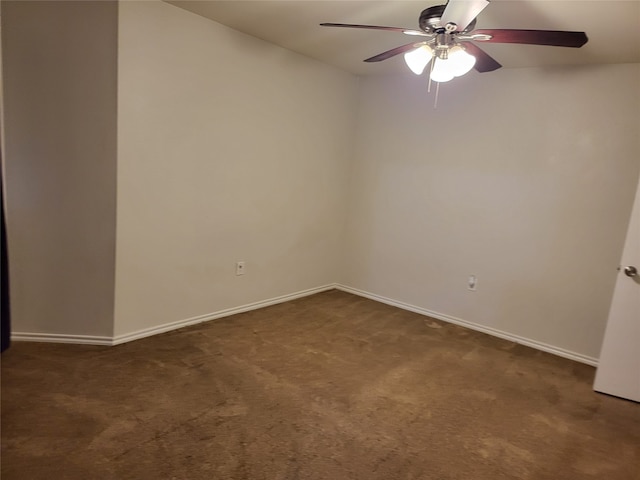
[11, 332, 113, 346]
[12, 284, 337, 347]
[11, 283, 599, 366]
[335, 284, 599, 367]
[111, 284, 338, 345]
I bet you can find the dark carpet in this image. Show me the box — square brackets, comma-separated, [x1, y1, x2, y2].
[2, 290, 639, 479]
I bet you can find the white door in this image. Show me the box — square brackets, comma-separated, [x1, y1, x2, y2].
[593, 174, 640, 402]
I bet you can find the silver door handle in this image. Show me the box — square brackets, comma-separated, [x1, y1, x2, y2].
[624, 266, 638, 277]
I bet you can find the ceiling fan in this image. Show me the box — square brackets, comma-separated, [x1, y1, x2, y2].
[321, 0, 588, 83]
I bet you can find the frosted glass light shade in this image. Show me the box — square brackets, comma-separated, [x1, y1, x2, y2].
[447, 46, 476, 77]
[404, 45, 433, 75]
[430, 57, 454, 82]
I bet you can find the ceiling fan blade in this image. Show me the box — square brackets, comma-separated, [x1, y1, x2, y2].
[441, 0, 491, 32]
[462, 42, 501, 72]
[320, 23, 431, 37]
[364, 42, 423, 63]
[471, 29, 588, 47]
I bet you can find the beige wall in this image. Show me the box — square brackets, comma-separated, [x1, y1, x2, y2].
[114, 1, 358, 337]
[2, 1, 118, 337]
[342, 64, 640, 360]
[3, 0, 638, 362]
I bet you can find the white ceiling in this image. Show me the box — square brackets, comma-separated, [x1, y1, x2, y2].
[167, 1, 640, 76]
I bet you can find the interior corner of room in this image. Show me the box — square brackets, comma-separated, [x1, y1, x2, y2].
[1, 0, 639, 391]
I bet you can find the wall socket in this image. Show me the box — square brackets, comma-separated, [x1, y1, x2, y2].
[236, 261, 246, 276]
[468, 274, 477, 291]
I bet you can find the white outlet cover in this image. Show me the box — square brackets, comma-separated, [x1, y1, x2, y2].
[236, 261, 246, 275]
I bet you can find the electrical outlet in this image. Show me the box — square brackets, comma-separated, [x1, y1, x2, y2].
[468, 274, 477, 291]
[236, 261, 246, 276]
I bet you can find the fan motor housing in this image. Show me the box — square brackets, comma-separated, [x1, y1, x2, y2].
[419, 5, 477, 33]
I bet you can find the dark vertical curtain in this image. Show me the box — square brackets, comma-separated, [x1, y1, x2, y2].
[1, 175, 10, 352]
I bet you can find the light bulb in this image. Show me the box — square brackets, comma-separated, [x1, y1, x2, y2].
[404, 45, 433, 75]
[430, 57, 454, 83]
[447, 45, 476, 77]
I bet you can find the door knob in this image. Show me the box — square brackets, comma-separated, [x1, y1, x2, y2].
[624, 266, 638, 277]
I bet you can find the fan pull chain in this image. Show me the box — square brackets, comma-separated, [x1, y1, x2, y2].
[426, 56, 438, 109]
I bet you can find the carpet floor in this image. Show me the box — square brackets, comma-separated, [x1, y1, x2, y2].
[2, 290, 639, 480]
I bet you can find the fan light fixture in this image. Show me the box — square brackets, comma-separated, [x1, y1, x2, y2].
[429, 57, 454, 82]
[446, 45, 476, 76]
[322, 0, 589, 106]
[403, 45, 433, 75]
[404, 44, 476, 82]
